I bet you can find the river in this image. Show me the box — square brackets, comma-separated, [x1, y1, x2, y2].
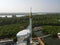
[34, 30, 60, 45]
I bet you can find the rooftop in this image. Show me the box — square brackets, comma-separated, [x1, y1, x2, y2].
[17, 29, 31, 36]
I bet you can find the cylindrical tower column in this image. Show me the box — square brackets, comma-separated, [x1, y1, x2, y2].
[29, 8, 32, 44]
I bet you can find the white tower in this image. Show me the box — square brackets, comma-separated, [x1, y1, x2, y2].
[16, 8, 32, 45]
[29, 8, 32, 44]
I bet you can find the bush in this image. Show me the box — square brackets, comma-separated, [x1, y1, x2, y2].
[13, 37, 17, 42]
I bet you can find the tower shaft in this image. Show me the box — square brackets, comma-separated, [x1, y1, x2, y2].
[29, 8, 32, 44]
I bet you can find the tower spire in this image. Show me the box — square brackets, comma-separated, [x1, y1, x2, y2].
[29, 8, 32, 18]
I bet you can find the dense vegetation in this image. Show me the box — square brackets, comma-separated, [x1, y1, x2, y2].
[32, 13, 60, 26]
[42, 26, 60, 37]
[0, 16, 29, 39]
[0, 13, 60, 40]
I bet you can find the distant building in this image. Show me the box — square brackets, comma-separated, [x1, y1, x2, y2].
[57, 33, 60, 39]
[58, 20, 60, 22]
[33, 27, 43, 31]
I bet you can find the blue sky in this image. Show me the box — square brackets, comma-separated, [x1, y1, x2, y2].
[0, 0, 60, 12]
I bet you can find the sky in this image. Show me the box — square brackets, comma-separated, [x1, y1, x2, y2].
[0, 0, 60, 13]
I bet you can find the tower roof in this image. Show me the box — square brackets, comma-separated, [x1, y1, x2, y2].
[17, 29, 31, 37]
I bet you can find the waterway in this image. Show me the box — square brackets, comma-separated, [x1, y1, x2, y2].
[34, 30, 60, 45]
